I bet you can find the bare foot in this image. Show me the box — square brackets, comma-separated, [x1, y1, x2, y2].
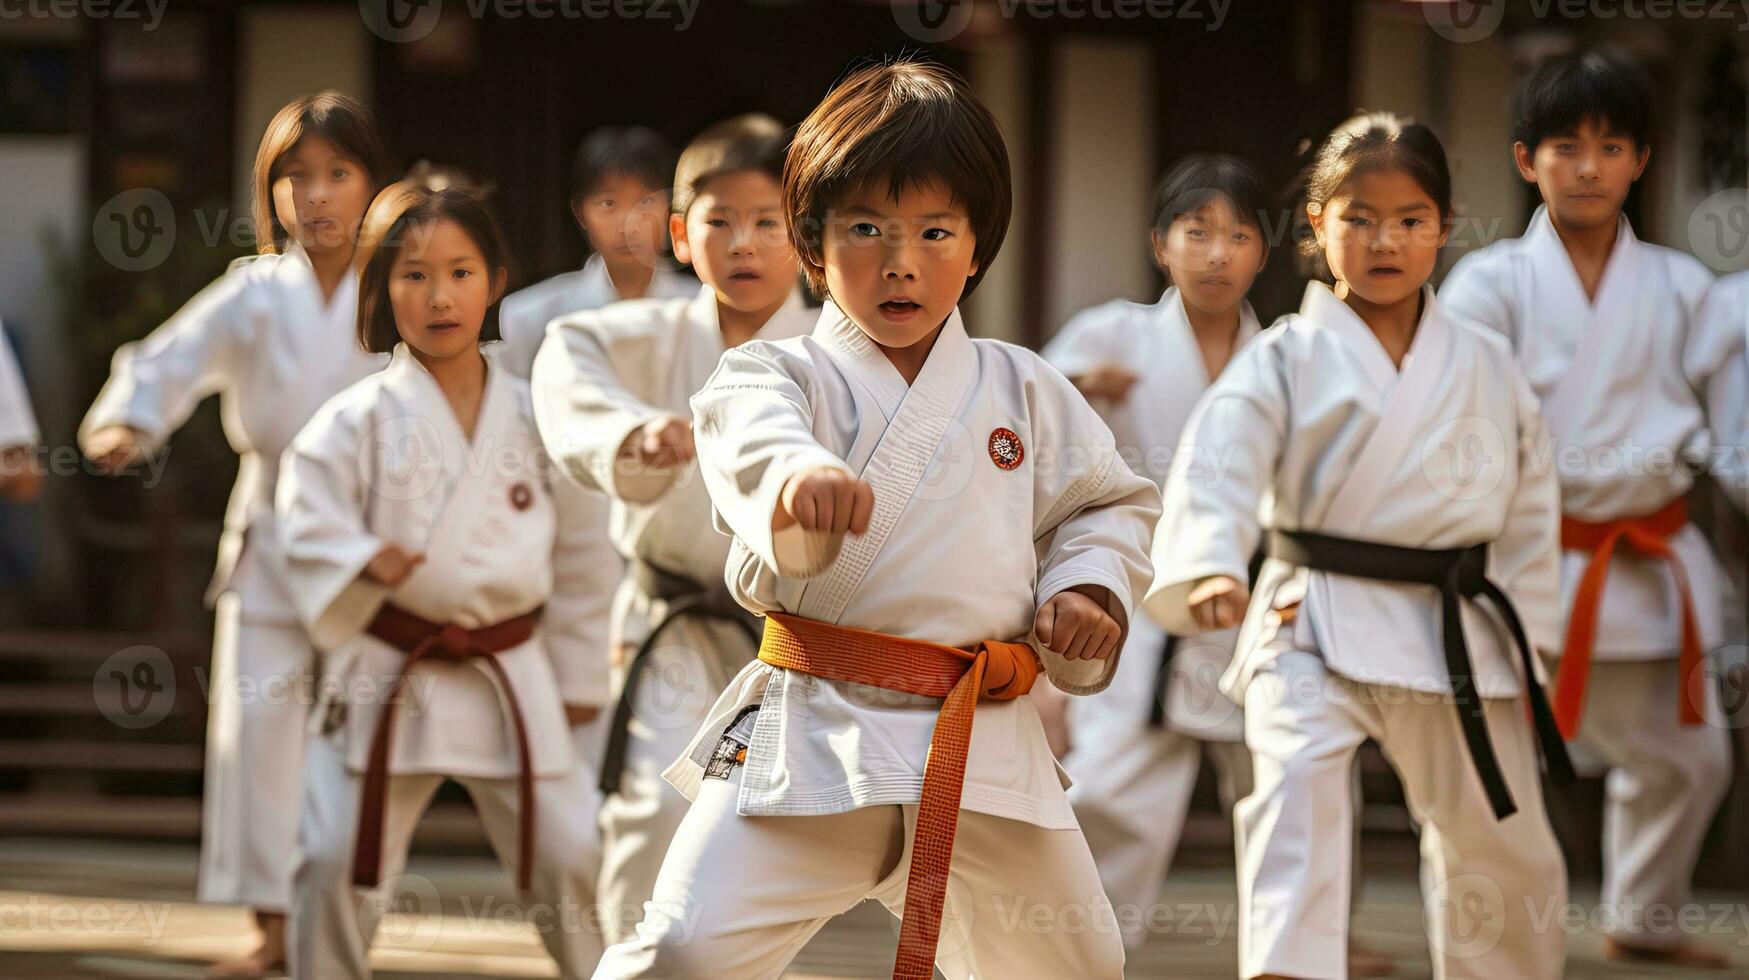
[1349, 938, 1397, 977]
[208, 911, 286, 978]
[1603, 936, 1729, 969]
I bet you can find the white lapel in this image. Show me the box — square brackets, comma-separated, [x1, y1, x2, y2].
[576, 254, 618, 310]
[1525, 206, 1660, 430]
[389, 344, 509, 574]
[800, 306, 978, 624]
[1312, 282, 1454, 533]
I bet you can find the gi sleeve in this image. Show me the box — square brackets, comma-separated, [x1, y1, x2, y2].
[690, 343, 851, 579]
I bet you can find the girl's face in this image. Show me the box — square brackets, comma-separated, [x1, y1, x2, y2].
[388, 219, 506, 363]
[671, 169, 798, 315]
[822, 179, 979, 356]
[573, 172, 670, 274]
[1310, 167, 1447, 309]
[272, 134, 373, 255]
[1151, 195, 1266, 317]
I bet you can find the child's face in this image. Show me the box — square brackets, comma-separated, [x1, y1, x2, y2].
[671, 169, 798, 314]
[573, 173, 670, 272]
[1151, 196, 1266, 318]
[388, 219, 504, 362]
[272, 134, 374, 255]
[1311, 168, 1447, 309]
[1514, 117, 1648, 231]
[822, 180, 979, 354]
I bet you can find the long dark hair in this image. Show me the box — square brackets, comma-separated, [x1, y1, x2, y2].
[355, 182, 514, 353]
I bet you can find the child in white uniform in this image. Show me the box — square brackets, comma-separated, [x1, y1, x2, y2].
[593, 59, 1159, 980]
[279, 183, 615, 979]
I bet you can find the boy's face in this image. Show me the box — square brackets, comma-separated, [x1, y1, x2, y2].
[670, 169, 798, 315]
[822, 179, 979, 355]
[389, 218, 505, 363]
[1151, 196, 1266, 318]
[1311, 167, 1447, 310]
[1514, 117, 1649, 231]
[572, 173, 670, 272]
[272, 134, 374, 255]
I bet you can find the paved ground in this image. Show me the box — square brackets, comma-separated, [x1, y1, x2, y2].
[2, 837, 1746, 977]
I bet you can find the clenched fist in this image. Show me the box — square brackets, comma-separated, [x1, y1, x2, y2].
[1187, 575, 1249, 631]
[620, 415, 695, 468]
[1034, 586, 1123, 661]
[364, 544, 425, 586]
[84, 425, 148, 474]
[1070, 362, 1140, 403]
[774, 466, 874, 536]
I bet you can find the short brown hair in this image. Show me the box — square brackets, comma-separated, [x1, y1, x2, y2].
[251, 91, 392, 254]
[356, 180, 514, 353]
[783, 59, 1011, 300]
[672, 113, 788, 216]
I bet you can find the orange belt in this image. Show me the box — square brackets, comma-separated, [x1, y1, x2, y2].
[756, 612, 1040, 980]
[1553, 497, 1705, 738]
[357, 602, 541, 892]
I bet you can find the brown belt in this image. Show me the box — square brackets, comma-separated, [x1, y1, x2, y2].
[356, 602, 542, 892]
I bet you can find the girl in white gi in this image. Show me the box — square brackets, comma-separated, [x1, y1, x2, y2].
[1150, 112, 1575, 980]
[277, 184, 614, 978]
[79, 92, 391, 979]
[1440, 54, 1747, 969]
[498, 127, 698, 378]
[1042, 153, 1265, 949]
[593, 60, 1158, 980]
[531, 113, 814, 945]
[0, 326, 42, 502]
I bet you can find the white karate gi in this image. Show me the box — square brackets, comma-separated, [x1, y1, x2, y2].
[277, 344, 617, 979]
[1443, 208, 1747, 949]
[78, 245, 385, 912]
[531, 283, 813, 943]
[592, 303, 1160, 979]
[1149, 282, 1569, 979]
[1041, 287, 1257, 947]
[0, 322, 39, 451]
[498, 254, 698, 378]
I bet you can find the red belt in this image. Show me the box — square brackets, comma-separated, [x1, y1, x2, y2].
[1552, 497, 1704, 738]
[356, 602, 542, 891]
[756, 612, 1040, 980]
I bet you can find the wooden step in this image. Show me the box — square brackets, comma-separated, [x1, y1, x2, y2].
[0, 741, 204, 773]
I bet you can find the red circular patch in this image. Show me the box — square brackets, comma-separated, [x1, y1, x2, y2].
[509, 482, 534, 511]
[988, 428, 1024, 470]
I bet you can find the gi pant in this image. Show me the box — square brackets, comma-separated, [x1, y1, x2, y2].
[598, 618, 750, 944]
[593, 766, 1125, 979]
[1066, 692, 1251, 950]
[289, 727, 605, 978]
[1238, 649, 1566, 979]
[1556, 655, 1730, 949]
[198, 592, 312, 911]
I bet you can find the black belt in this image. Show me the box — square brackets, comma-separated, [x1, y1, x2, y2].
[598, 559, 761, 795]
[1266, 528, 1574, 819]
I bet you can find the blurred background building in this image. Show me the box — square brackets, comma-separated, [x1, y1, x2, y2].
[0, 0, 1745, 924]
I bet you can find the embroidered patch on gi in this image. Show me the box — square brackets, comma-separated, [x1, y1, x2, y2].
[988, 427, 1024, 470]
[509, 482, 534, 511]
